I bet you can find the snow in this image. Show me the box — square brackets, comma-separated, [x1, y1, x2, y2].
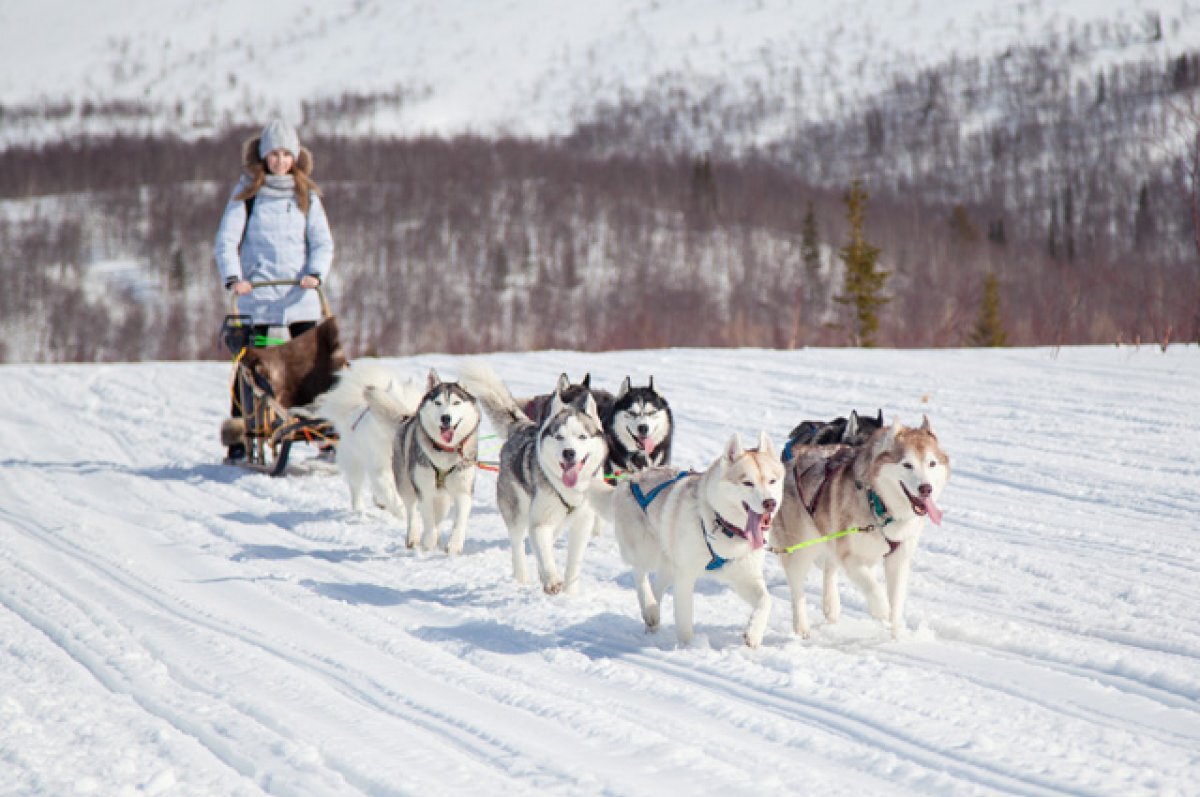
[1, 345, 1198, 795]
[2, 0, 1198, 144]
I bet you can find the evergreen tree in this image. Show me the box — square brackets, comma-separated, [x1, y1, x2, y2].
[969, 272, 1008, 347]
[835, 180, 890, 347]
[801, 202, 821, 294]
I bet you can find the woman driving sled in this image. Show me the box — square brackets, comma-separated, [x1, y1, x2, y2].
[214, 119, 334, 462]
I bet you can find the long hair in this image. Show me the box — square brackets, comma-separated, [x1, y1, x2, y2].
[234, 139, 321, 214]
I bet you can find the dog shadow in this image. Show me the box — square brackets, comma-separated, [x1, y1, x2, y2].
[410, 612, 646, 660]
[233, 544, 385, 564]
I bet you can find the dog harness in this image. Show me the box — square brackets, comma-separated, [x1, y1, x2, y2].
[771, 483, 898, 556]
[420, 421, 479, 490]
[630, 470, 692, 511]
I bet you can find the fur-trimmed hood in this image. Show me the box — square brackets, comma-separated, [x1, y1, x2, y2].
[242, 136, 314, 176]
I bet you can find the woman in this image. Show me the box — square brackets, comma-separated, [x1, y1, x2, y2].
[215, 118, 334, 340]
[215, 119, 334, 461]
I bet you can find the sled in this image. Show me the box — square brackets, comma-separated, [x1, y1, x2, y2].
[218, 280, 347, 476]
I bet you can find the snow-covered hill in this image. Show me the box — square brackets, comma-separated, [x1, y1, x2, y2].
[2, 0, 1196, 145]
[2, 345, 1198, 795]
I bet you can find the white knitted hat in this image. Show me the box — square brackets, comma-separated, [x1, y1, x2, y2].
[258, 119, 300, 159]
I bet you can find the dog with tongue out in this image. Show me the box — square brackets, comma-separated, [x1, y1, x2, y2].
[460, 361, 610, 595]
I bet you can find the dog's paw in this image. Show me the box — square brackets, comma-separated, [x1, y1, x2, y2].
[445, 543, 464, 556]
[643, 605, 660, 630]
[543, 580, 564, 595]
[792, 623, 810, 639]
[743, 630, 763, 648]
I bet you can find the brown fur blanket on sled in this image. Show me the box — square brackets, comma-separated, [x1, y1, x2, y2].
[241, 317, 348, 409]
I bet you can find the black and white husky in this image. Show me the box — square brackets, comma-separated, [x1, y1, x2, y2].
[604, 376, 674, 476]
[460, 362, 609, 594]
[316, 363, 481, 554]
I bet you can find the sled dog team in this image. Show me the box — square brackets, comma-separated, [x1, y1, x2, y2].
[314, 360, 950, 647]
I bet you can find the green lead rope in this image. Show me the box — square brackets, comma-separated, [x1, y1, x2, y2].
[774, 488, 894, 554]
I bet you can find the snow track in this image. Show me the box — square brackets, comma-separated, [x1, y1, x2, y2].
[1, 347, 1198, 795]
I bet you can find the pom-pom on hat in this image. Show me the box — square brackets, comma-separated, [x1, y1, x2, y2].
[258, 119, 300, 159]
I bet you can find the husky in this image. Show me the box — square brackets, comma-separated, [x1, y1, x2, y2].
[600, 431, 784, 648]
[316, 365, 482, 554]
[771, 417, 950, 639]
[312, 361, 424, 517]
[604, 376, 674, 477]
[460, 362, 609, 594]
[781, 408, 883, 462]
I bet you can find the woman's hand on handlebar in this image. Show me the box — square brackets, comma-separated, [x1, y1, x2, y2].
[299, 275, 320, 290]
[233, 280, 253, 296]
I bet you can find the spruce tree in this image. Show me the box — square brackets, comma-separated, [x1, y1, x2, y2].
[969, 272, 1008, 347]
[835, 180, 890, 347]
[801, 202, 821, 303]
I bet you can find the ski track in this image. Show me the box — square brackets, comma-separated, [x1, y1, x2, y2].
[2, 347, 1198, 795]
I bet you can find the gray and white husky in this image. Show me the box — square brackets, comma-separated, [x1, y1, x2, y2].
[460, 362, 609, 594]
[599, 431, 784, 648]
[316, 363, 481, 554]
[771, 416, 950, 639]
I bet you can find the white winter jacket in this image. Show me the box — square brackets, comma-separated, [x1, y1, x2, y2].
[214, 172, 334, 326]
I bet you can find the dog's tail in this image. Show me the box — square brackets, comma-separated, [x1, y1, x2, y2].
[313, 361, 422, 434]
[457, 359, 530, 440]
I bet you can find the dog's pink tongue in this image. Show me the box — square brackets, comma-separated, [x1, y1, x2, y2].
[923, 497, 944, 526]
[440, 428, 454, 444]
[562, 462, 583, 488]
[744, 510, 767, 550]
[639, 435, 656, 455]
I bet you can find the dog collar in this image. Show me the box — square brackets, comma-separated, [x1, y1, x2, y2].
[861, 485, 902, 555]
[713, 512, 750, 540]
[700, 519, 729, 571]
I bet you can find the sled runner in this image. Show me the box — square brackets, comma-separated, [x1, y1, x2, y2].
[218, 280, 347, 476]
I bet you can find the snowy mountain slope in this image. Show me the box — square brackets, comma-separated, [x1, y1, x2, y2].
[2, 0, 1196, 145]
[1, 345, 1198, 795]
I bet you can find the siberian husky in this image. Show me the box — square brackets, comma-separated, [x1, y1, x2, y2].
[602, 431, 784, 648]
[460, 362, 609, 594]
[316, 364, 482, 554]
[604, 376, 674, 476]
[771, 417, 950, 639]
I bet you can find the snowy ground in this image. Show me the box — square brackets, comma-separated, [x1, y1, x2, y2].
[1, 346, 1198, 796]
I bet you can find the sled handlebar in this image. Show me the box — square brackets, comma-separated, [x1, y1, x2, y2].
[228, 279, 332, 319]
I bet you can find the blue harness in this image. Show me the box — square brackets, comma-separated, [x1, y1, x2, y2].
[630, 470, 692, 511]
[630, 470, 733, 571]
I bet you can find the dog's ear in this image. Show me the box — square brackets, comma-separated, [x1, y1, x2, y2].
[556, 373, 571, 393]
[582, 392, 601, 424]
[648, 375, 658, 395]
[875, 408, 884, 426]
[723, 432, 745, 463]
[617, 376, 631, 400]
[920, 414, 936, 437]
[845, 410, 861, 441]
[755, 429, 775, 458]
[581, 373, 592, 389]
[882, 417, 902, 448]
[427, 369, 441, 391]
[548, 389, 566, 420]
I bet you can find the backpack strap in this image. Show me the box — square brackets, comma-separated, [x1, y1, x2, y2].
[237, 195, 256, 253]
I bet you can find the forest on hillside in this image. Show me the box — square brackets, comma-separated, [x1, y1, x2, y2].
[0, 36, 1197, 362]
